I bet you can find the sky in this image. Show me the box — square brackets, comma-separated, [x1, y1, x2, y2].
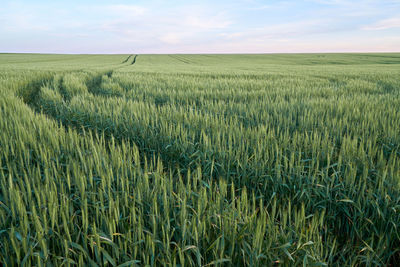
[0, 0, 400, 54]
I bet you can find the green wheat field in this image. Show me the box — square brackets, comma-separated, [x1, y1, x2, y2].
[1, 53, 399, 266]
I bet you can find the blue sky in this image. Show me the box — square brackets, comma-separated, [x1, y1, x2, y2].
[1, 0, 399, 53]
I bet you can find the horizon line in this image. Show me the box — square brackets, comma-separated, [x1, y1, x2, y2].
[1, 51, 400, 55]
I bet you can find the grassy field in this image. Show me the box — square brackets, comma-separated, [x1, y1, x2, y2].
[0, 53, 399, 266]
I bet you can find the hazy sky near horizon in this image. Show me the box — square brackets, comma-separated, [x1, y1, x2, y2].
[1, 0, 400, 54]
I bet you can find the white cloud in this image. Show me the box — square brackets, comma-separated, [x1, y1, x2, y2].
[308, 0, 400, 18]
[362, 17, 400, 30]
[246, 1, 293, 11]
[159, 33, 182, 44]
[184, 15, 231, 30]
[103, 5, 147, 17]
[0, 8, 50, 31]
[219, 19, 338, 43]
[96, 5, 232, 47]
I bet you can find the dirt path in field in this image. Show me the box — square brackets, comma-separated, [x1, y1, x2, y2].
[122, 54, 138, 65]
[122, 55, 133, 63]
[131, 55, 138, 65]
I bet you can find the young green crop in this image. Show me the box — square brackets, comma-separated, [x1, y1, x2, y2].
[0, 53, 399, 266]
